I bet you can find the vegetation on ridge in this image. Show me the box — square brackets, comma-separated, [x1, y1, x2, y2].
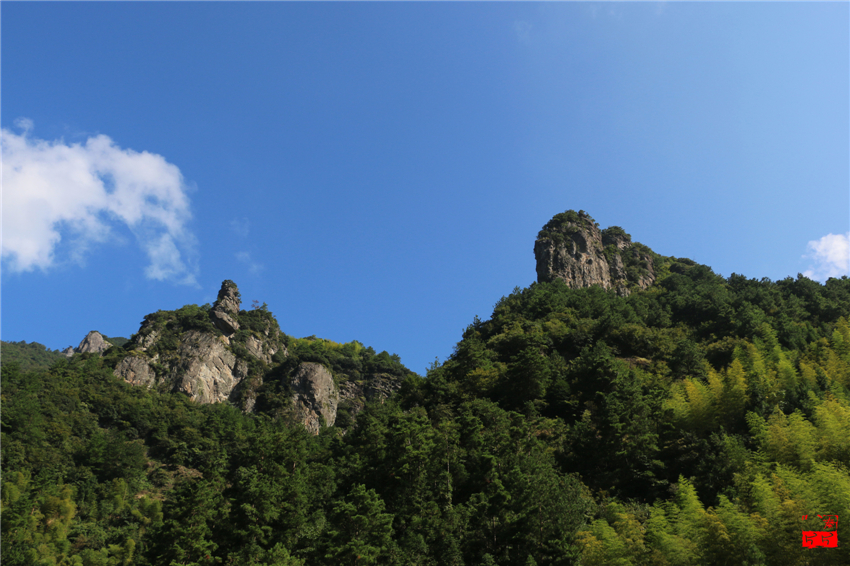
[1, 340, 67, 372]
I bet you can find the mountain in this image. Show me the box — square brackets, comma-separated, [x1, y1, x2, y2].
[3, 209, 849, 566]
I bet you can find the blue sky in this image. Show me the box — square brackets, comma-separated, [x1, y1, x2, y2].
[3, 2, 848, 375]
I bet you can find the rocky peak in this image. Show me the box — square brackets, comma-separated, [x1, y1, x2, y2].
[210, 280, 241, 335]
[110, 279, 407, 435]
[534, 210, 657, 296]
[113, 280, 286, 411]
[63, 330, 111, 357]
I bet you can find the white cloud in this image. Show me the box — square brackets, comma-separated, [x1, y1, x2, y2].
[803, 232, 850, 282]
[236, 251, 264, 276]
[230, 217, 250, 238]
[1, 120, 198, 285]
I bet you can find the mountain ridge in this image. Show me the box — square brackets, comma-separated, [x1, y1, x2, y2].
[4, 209, 850, 565]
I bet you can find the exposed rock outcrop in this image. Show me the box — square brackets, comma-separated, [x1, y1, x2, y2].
[245, 334, 279, 365]
[110, 279, 408, 433]
[170, 331, 248, 404]
[210, 280, 241, 335]
[78, 331, 111, 354]
[535, 212, 613, 291]
[534, 210, 657, 296]
[291, 362, 339, 434]
[113, 280, 284, 410]
[63, 330, 111, 357]
[114, 355, 157, 387]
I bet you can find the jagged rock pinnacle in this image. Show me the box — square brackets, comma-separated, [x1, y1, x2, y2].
[210, 280, 241, 335]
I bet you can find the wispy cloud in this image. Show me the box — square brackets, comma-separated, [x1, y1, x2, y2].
[514, 21, 533, 44]
[236, 251, 264, 276]
[803, 233, 850, 282]
[1, 120, 198, 285]
[230, 217, 250, 238]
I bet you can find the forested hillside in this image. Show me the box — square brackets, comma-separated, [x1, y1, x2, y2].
[3, 216, 850, 565]
[1, 340, 67, 372]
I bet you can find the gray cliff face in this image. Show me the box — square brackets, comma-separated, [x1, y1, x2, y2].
[113, 280, 284, 409]
[170, 330, 248, 404]
[245, 334, 282, 365]
[534, 210, 656, 296]
[114, 355, 157, 388]
[136, 325, 160, 350]
[291, 362, 339, 435]
[534, 214, 613, 291]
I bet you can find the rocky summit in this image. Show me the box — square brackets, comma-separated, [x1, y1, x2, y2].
[63, 330, 111, 357]
[107, 279, 408, 434]
[534, 209, 658, 296]
[113, 280, 283, 408]
[209, 280, 241, 335]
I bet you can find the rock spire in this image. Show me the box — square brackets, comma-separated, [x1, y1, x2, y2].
[210, 280, 241, 335]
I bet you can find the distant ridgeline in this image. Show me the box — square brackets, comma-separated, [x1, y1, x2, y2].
[0, 340, 67, 372]
[3, 209, 850, 566]
[1, 333, 128, 372]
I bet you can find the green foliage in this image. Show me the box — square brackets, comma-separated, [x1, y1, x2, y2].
[1, 340, 66, 372]
[280, 336, 413, 383]
[601, 226, 630, 241]
[323, 484, 394, 565]
[104, 337, 130, 349]
[536, 209, 599, 246]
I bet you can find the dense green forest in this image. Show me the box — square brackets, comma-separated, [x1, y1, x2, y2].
[3, 258, 850, 564]
[1, 341, 67, 372]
